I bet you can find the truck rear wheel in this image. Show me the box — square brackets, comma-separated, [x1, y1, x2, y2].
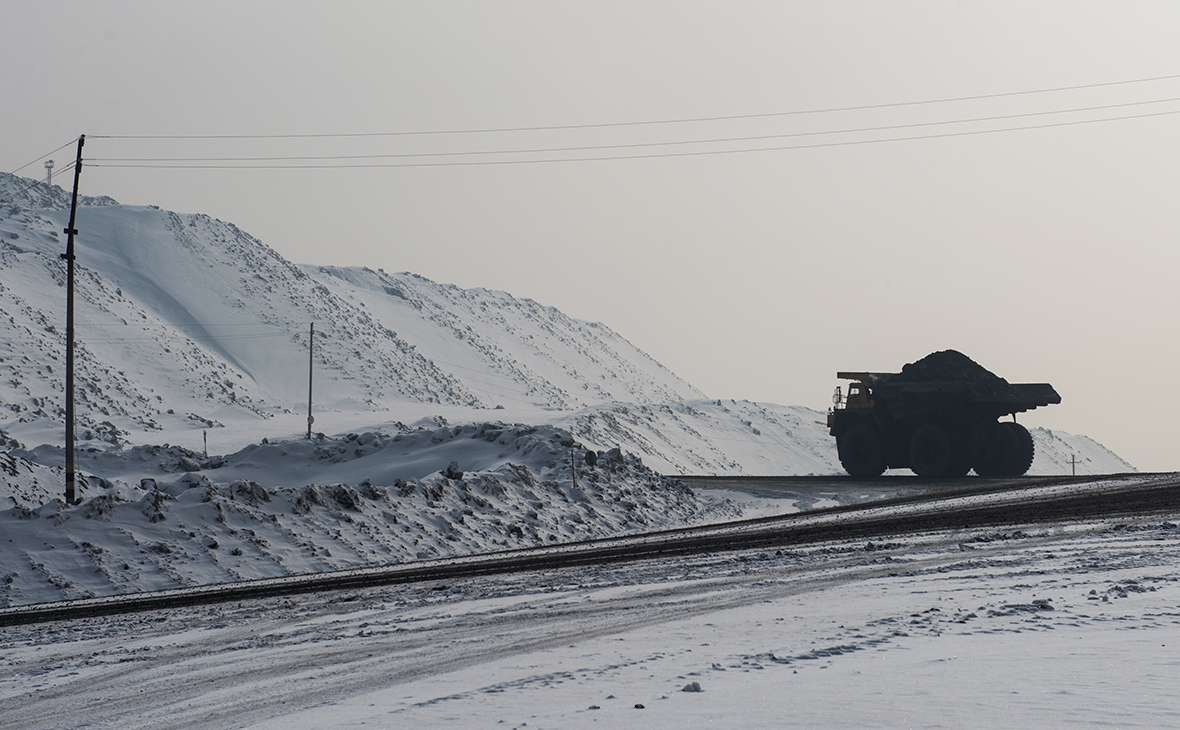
[838, 424, 886, 477]
[973, 421, 1016, 477]
[909, 423, 962, 478]
[1002, 421, 1035, 476]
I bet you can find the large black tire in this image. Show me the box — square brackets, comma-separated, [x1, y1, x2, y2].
[973, 421, 1016, 477]
[838, 424, 886, 477]
[1002, 421, 1035, 476]
[944, 446, 973, 478]
[909, 423, 957, 478]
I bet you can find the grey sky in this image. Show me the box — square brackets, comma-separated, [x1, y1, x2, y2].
[4, 2, 1179, 470]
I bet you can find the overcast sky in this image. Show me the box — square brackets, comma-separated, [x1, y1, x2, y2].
[4, 2, 1179, 470]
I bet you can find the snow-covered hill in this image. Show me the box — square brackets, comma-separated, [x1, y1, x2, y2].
[0, 172, 702, 439]
[0, 170, 1134, 482]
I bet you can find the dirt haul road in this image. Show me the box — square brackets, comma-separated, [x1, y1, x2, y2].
[2, 473, 1177, 628]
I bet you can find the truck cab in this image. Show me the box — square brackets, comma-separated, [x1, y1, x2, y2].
[827, 372, 877, 428]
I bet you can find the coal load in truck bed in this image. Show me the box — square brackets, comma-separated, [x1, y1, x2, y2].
[892, 350, 1014, 397]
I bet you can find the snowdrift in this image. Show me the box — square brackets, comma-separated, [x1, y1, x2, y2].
[0, 424, 740, 607]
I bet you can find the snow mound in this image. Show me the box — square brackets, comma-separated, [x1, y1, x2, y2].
[0, 425, 737, 607]
[19, 422, 683, 489]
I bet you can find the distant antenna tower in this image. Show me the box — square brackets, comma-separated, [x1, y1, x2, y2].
[45, 159, 54, 184]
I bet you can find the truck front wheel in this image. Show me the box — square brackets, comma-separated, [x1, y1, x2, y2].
[838, 424, 886, 477]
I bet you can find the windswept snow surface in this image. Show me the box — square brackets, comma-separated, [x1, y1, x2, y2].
[0, 424, 743, 607]
[3, 511, 1180, 729]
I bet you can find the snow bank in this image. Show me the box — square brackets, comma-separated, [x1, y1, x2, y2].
[0, 424, 739, 607]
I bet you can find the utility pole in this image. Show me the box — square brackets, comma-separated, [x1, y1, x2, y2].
[44, 159, 54, 185]
[62, 136, 85, 505]
[306, 322, 314, 439]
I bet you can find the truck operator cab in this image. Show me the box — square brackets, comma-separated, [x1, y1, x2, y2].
[827, 373, 875, 428]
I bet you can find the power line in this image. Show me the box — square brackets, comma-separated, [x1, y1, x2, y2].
[6, 139, 79, 176]
[87, 72, 1180, 140]
[86, 95, 1180, 165]
[86, 107, 1180, 169]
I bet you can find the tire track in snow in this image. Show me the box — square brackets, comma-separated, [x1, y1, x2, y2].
[0, 522, 1127, 730]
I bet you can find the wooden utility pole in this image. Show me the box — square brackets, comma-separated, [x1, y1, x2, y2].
[62, 135, 85, 505]
[306, 322, 314, 439]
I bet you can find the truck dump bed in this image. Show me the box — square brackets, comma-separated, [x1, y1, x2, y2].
[868, 378, 1060, 422]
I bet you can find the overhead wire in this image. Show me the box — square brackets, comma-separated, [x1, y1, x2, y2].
[7, 139, 80, 176]
[85, 95, 1180, 166]
[85, 107, 1180, 169]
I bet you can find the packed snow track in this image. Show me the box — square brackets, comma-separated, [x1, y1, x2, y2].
[2, 473, 1174, 628]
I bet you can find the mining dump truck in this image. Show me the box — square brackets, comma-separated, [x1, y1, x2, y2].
[827, 350, 1061, 478]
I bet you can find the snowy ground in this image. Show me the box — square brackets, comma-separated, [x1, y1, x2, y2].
[4, 507, 1180, 729]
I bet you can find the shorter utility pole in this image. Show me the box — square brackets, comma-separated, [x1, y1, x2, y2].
[306, 322, 314, 439]
[1071, 453, 1077, 476]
